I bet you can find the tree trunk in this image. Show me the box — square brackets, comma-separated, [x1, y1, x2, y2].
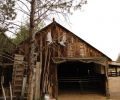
[27, 0, 36, 100]
[34, 62, 41, 100]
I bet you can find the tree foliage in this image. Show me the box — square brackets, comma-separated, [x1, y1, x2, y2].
[0, 0, 16, 32]
[0, 32, 15, 53]
[0, 0, 16, 21]
[12, 25, 29, 45]
[11, 21, 45, 45]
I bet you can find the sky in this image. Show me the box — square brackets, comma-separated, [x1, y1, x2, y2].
[14, 0, 120, 61]
[58, 0, 120, 61]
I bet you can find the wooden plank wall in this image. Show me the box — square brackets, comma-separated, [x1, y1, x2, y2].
[35, 23, 105, 59]
[16, 22, 110, 99]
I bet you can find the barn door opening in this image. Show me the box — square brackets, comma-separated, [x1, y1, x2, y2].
[57, 61, 106, 97]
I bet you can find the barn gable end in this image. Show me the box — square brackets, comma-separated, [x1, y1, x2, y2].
[35, 20, 111, 61]
[13, 20, 111, 99]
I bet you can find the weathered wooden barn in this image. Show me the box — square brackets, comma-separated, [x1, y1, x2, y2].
[13, 19, 112, 99]
[109, 62, 120, 76]
[0, 32, 16, 98]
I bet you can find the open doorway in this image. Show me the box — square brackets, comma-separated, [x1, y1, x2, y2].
[57, 61, 106, 97]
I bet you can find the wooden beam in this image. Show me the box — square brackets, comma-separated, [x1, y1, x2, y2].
[0, 63, 13, 67]
[20, 76, 27, 99]
[54, 64, 58, 99]
[9, 82, 13, 100]
[1, 82, 6, 100]
[104, 59, 110, 98]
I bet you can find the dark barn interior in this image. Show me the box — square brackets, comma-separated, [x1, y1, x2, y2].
[0, 65, 13, 97]
[57, 61, 106, 96]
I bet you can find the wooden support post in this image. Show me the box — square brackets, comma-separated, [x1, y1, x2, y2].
[9, 82, 13, 100]
[54, 64, 58, 99]
[39, 35, 42, 98]
[1, 82, 6, 100]
[115, 67, 117, 76]
[104, 60, 110, 98]
[46, 49, 51, 95]
[43, 47, 49, 94]
[21, 76, 27, 99]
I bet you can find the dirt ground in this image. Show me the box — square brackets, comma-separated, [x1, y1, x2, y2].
[109, 77, 120, 100]
[58, 77, 120, 100]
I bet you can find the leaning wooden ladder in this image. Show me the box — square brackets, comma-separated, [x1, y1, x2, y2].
[12, 54, 25, 98]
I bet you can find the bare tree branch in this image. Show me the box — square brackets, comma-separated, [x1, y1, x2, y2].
[15, 7, 30, 16]
[17, 0, 30, 12]
[7, 30, 17, 35]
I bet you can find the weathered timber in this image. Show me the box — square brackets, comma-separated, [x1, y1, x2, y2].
[12, 54, 24, 98]
[21, 76, 27, 99]
[9, 82, 13, 100]
[1, 82, 6, 100]
[15, 20, 112, 99]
